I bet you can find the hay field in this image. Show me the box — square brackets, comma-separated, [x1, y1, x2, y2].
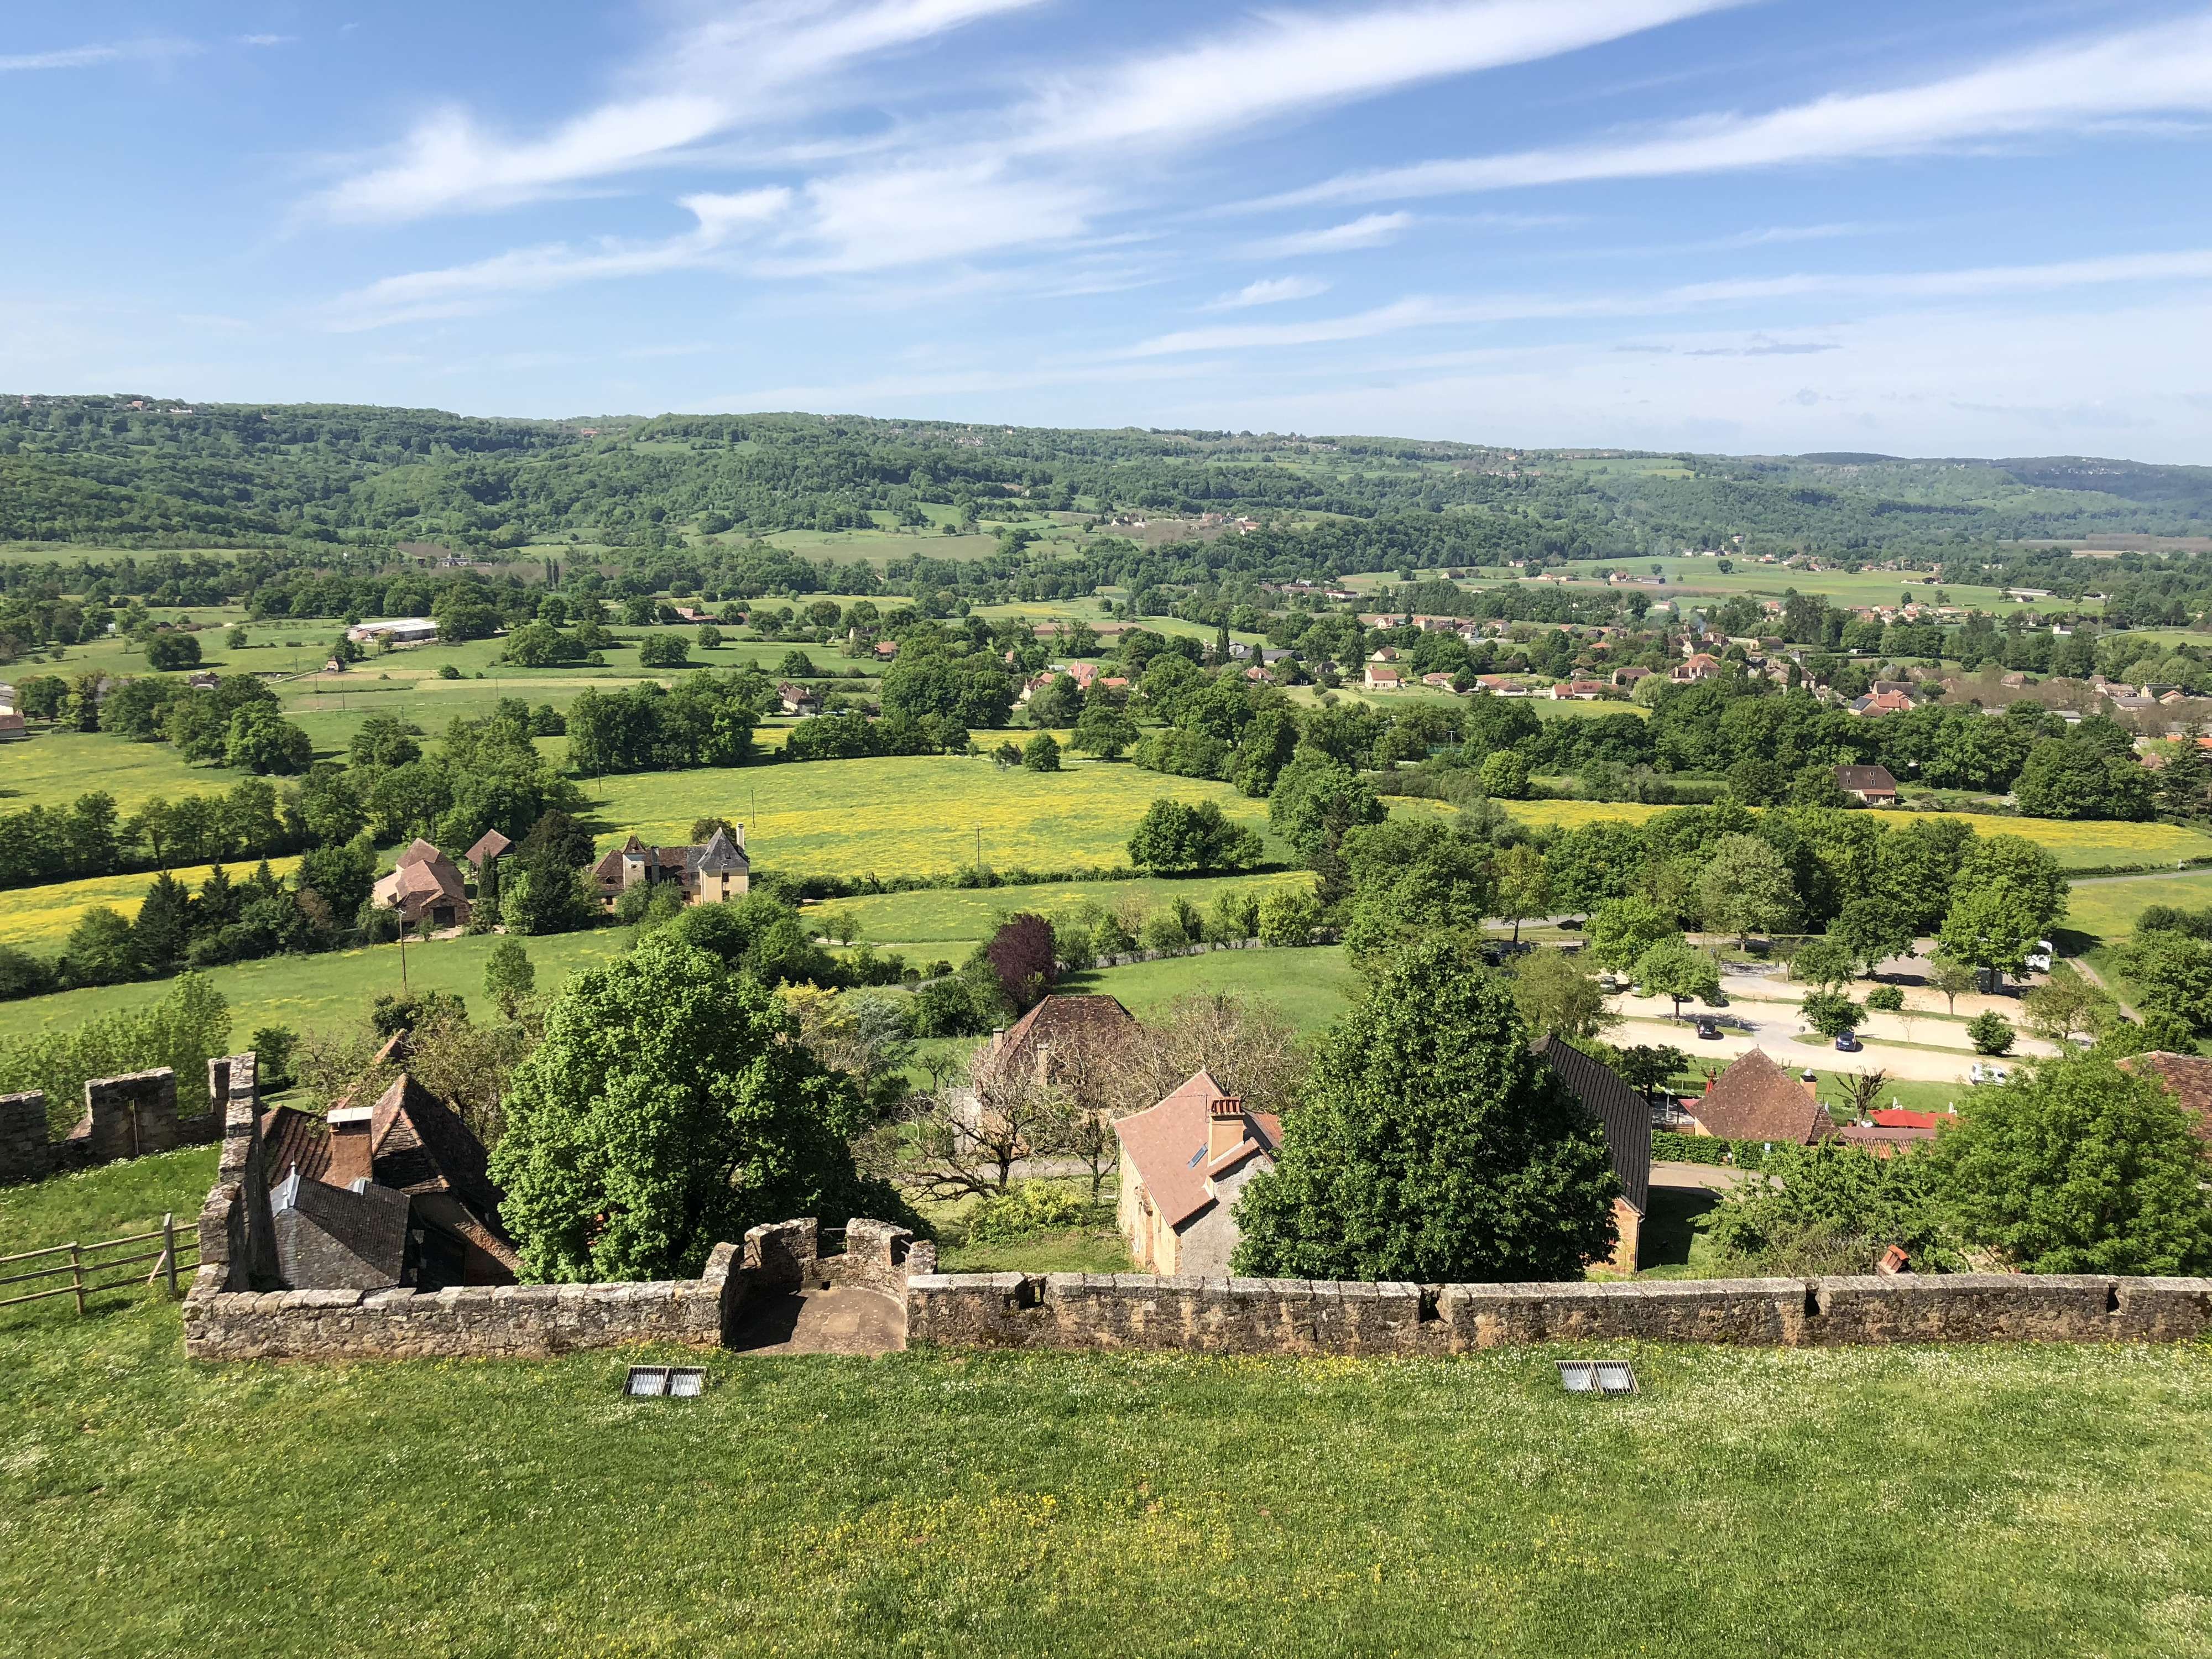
[583, 756, 1280, 875]
[0, 731, 252, 813]
[806, 870, 1312, 951]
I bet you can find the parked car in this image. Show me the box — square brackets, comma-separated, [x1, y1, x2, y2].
[1968, 1062, 2011, 1086]
[1834, 1030, 1861, 1052]
[2026, 939, 2054, 972]
[1694, 1017, 1721, 1040]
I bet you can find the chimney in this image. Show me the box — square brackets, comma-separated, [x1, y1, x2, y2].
[326, 1105, 374, 1188]
[1208, 1094, 1245, 1164]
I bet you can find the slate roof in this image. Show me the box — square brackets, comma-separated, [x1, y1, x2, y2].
[697, 827, 749, 873]
[1687, 1048, 1835, 1144]
[1113, 1071, 1282, 1230]
[1530, 1034, 1650, 1217]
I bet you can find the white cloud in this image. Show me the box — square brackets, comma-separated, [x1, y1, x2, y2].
[1261, 12, 2212, 206]
[314, 0, 1044, 221]
[0, 39, 195, 71]
[1126, 249, 2212, 355]
[1242, 213, 1413, 257]
[1208, 276, 1332, 310]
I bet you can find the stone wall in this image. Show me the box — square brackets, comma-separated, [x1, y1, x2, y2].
[0, 1092, 53, 1186]
[80, 1067, 180, 1162]
[906, 1271, 2212, 1354]
[185, 1243, 744, 1361]
[820, 1219, 935, 1296]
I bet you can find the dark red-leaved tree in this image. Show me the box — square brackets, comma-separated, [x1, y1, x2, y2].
[985, 912, 1058, 1012]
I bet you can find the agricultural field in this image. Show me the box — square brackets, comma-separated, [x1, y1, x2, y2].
[0, 855, 305, 957]
[2, 1174, 2209, 1659]
[582, 755, 1282, 875]
[0, 926, 635, 1046]
[803, 871, 1312, 952]
[1499, 799, 2212, 872]
[2060, 871, 2212, 943]
[1379, 556, 2094, 619]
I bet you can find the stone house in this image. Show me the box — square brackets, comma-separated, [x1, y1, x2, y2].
[590, 826, 750, 909]
[370, 838, 471, 931]
[260, 1074, 519, 1290]
[1680, 1048, 1835, 1145]
[1529, 1036, 1651, 1272]
[779, 681, 821, 716]
[1671, 653, 1724, 683]
[1365, 663, 1404, 690]
[463, 827, 512, 872]
[2118, 1051, 2212, 1150]
[1114, 1071, 1281, 1275]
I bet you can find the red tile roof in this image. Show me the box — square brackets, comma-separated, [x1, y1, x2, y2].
[1114, 1071, 1281, 1229]
[2118, 1051, 2212, 1149]
[1687, 1048, 1834, 1144]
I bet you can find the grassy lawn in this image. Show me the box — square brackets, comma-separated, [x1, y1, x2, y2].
[804, 872, 1312, 950]
[0, 856, 305, 957]
[580, 755, 1282, 875]
[2060, 871, 2212, 943]
[1501, 800, 2212, 872]
[0, 729, 257, 813]
[2, 1255, 2208, 1652]
[1056, 946, 1363, 1034]
[936, 1223, 1134, 1275]
[0, 926, 636, 1044]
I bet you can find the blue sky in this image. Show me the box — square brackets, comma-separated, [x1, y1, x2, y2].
[3, 1, 2209, 458]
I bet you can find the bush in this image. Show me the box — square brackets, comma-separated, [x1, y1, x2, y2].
[437, 663, 462, 680]
[1865, 984, 1906, 1013]
[1022, 732, 1062, 773]
[1256, 889, 1322, 946]
[1967, 1011, 2016, 1055]
[144, 632, 202, 671]
[1800, 990, 1865, 1038]
[638, 635, 690, 669]
[966, 1181, 1084, 1243]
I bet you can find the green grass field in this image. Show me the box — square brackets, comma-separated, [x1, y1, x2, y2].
[1056, 945, 1363, 1034]
[0, 926, 636, 1045]
[0, 729, 255, 813]
[0, 855, 306, 956]
[582, 755, 1282, 874]
[2058, 872, 2212, 943]
[2, 1153, 2208, 1658]
[804, 872, 1313, 950]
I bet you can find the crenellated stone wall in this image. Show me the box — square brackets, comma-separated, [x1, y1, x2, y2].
[80, 1067, 180, 1162]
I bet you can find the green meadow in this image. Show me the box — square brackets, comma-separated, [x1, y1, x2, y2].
[1, 1154, 2207, 1659]
[804, 871, 1313, 952]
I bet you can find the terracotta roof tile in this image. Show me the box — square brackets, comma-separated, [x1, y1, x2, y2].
[1688, 1048, 1834, 1144]
[2119, 1051, 2212, 1148]
[1114, 1071, 1281, 1230]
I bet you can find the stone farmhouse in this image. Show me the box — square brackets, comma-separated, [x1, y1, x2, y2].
[370, 838, 471, 931]
[260, 1073, 518, 1291]
[590, 826, 750, 910]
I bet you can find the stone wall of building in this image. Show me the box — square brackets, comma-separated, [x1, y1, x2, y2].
[80, 1067, 180, 1162]
[906, 1270, 2212, 1354]
[820, 1219, 934, 1296]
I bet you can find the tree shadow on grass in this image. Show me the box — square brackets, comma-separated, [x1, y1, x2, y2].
[1640, 1185, 1723, 1272]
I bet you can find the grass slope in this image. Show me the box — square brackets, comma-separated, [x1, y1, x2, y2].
[0, 855, 305, 956]
[1055, 946, 1363, 1034]
[804, 871, 1312, 950]
[0, 729, 255, 814]
[0, 927, 635, 1044]
[0, 1272, 2206, 1655]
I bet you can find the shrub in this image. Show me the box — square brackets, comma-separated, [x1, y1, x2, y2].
[1256, 889, 1322, 946]
[1801, 990, 1865, 1038]
[1865, 984, 1906, 1013]
[1022, 732, 1062, 773]
[967, 1181, 1084, 1243]
[638, 635, 690, 669]
[1966, 1011, 2016, 1055]
[437, 663, 462, 680]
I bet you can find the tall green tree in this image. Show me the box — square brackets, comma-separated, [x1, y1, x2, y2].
[1636, 937, 1721, 1018]
[1231, 938, 1620, 1282]
[1695, 833, 1798, 946]
[1934, 1053, 2212, 1275]
[489, 936, 905, 1281]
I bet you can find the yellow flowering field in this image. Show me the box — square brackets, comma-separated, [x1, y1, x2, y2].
[585, 755, 1279, 876]
[0, 857, 306, 957]
[1499, 799, 2212, 870]
[806, 870, 1313, 948]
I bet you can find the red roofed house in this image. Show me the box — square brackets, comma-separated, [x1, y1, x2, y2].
[1365, 662, 1404, 690]
[1115, 1071, 1281, 1275]
[1551, 679, 1606, 700]
[370, 839, 471, 931]
[1851, 689, 1916, 717]
[1834, 765, 1900, 804]
[1680, 1048, 1835, 1145]
[463, 827, 512, 872]
[1671, 653, 1724, 684]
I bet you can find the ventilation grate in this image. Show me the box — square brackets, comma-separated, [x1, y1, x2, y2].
[1558, 1359, 1637, 1395]
[624, 1365, 708, 1398]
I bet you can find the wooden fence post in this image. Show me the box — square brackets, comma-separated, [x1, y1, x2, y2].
[70, 1243, 84, 1317]
[163, 1213, 178, 1296]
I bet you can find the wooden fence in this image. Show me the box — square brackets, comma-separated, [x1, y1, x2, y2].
[0, 1213, 197, 1316]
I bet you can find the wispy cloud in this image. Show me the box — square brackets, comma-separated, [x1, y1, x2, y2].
[0, 38, 195, 72]
[1260, 12, 2212, 206]
[1208, 276, 1332, 310]
[1243, 213, 1413, 257]
[1124, 249, 2212, 355]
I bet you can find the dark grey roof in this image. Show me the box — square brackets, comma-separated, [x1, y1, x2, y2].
[1530, 1035, 1650, 1218]
[697, 828, 749, 873]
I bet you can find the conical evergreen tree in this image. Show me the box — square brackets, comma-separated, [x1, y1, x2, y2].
[133, 873, 192, 971]
[196, 863, 240, 931]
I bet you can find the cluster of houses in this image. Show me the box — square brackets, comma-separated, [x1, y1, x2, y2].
[366, 822, 752, 936]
